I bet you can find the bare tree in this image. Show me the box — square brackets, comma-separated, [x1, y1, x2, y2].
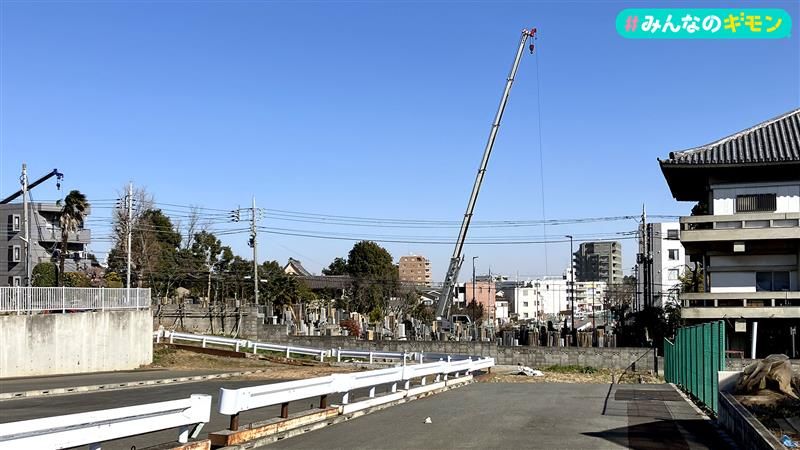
[182, 206, 202, 249]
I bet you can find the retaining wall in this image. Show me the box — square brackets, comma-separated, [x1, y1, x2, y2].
[0, 310, 153, 378]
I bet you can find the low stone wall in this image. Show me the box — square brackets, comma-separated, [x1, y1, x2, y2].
[278, 336, 655, 370]
[0, 310, 152, 378]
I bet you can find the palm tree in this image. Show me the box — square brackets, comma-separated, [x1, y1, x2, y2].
[57, 190, 89, 287]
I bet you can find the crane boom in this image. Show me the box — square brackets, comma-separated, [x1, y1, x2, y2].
[435, 28, 537, 321]
[0, 169, 63, 204]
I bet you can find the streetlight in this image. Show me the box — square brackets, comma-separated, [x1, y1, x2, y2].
[472, 256, 479, 306]
[565, 235, 575, 345]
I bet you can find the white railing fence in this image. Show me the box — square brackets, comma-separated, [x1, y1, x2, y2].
[217, 356, 495, 429]
[158, 331, 476, 365]
[0, 394, 211, 450]
[0, 287, 151, 313]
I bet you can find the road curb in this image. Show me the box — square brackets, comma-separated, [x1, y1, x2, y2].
[0, 369, 267, 401]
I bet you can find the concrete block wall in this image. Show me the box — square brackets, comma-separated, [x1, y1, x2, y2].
[0, 310, 153, 378]
[153, 305, 257, 335]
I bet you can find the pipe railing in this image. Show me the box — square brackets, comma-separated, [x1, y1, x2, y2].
[217, 356, 494, 430]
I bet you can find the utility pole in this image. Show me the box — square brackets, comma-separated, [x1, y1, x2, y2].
[126, 182, 133, 298]
[250, 197, 260, 311]
[566, 234, 575, 345]
[21, 164, 30, 286]
[592, 283, 597, 332]
[638, 204, 653, 310]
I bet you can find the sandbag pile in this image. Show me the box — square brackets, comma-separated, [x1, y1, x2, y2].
[735, 354, 799, 399]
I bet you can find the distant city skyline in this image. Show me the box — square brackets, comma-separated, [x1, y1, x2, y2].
[2, 1, 798, 281]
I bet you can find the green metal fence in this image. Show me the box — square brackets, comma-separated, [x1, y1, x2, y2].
[663, 321, 726, 414]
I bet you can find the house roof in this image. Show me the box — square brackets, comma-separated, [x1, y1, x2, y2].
[283, 258, 312, 277]
[659, 108, 800, 166]
[659, 109, 800, 201]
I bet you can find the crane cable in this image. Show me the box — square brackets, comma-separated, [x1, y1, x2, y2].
[533, 31, 549, 274]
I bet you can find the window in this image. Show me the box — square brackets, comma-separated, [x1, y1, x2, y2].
[12, 215, 20, 232]
[12, 245, 21, 263]
[523, 313, 529, 318]
[523, 302, 529, 307]
[757, 271, 790, 291]
[668, 268, 680, 280]
[12, 276, 21, 287]
[667, 229, 679, 240]
[736, 193, 777, 213]
[668, 249, 680, 260]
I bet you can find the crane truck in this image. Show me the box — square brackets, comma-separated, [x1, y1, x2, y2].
[434, 28, 538, 334]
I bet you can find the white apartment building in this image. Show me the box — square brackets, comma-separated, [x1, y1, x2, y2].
[637, 222, 688, 309]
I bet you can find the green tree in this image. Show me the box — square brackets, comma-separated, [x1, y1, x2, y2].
[108, 208, 183, 299]
[32, 262, 57, 287]
[322, 257, 348, 276]
[63, 272, 91, 287]
[679, 265, 704, 293]
[57, 190, 89, 286]
[346, 241, 399, 315]
[104, 271, 124, 288]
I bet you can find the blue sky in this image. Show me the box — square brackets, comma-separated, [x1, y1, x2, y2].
[1, 0, 798, 280]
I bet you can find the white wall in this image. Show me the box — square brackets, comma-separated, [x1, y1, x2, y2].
[0, 310, 153, 378]
[712, 182, 800, 215]
[533, 278, 569, 318]
[639, 222, 686, 308]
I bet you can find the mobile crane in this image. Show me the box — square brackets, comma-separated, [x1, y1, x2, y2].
[434, 28, 538, 330]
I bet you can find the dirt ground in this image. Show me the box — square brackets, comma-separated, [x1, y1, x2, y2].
[150, 346, 363, 380]
[736, 390, 800, 441]
[478, 365, 662, 384]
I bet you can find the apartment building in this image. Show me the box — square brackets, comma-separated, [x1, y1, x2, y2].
[573, 241, 623, 285]
[659, 108, 800, 357]
[637, 222, 689, 309]
[0, 202, 92, 286]
[398, 254, 431, 286]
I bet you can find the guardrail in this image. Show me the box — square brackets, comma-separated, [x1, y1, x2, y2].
[0, 394, 211, 450]
[158, 331, 479, 365]
[0, 287, 151, 314]
[161, 330, 249, 352]
[336, 349, 410, 363]
[217, 356, 494, 430]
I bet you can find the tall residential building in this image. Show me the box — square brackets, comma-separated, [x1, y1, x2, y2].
[636, 222, 689, 310]
[1, 202, 92, 286]
[398, 254, 431, 286]
[573, 241, 623, 285]
[659, 108, 799, 357]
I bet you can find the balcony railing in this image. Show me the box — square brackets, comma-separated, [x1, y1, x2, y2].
[679, 212, 800, 242]
[682, 291, 800, 308]
[34, 226, 91, 244]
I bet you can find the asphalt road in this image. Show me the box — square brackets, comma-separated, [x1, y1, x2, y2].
[269, 383, 731, 450]
[0, 368, 232, 393]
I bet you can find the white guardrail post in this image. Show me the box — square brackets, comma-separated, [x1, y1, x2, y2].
[0, 394, 211, 450]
